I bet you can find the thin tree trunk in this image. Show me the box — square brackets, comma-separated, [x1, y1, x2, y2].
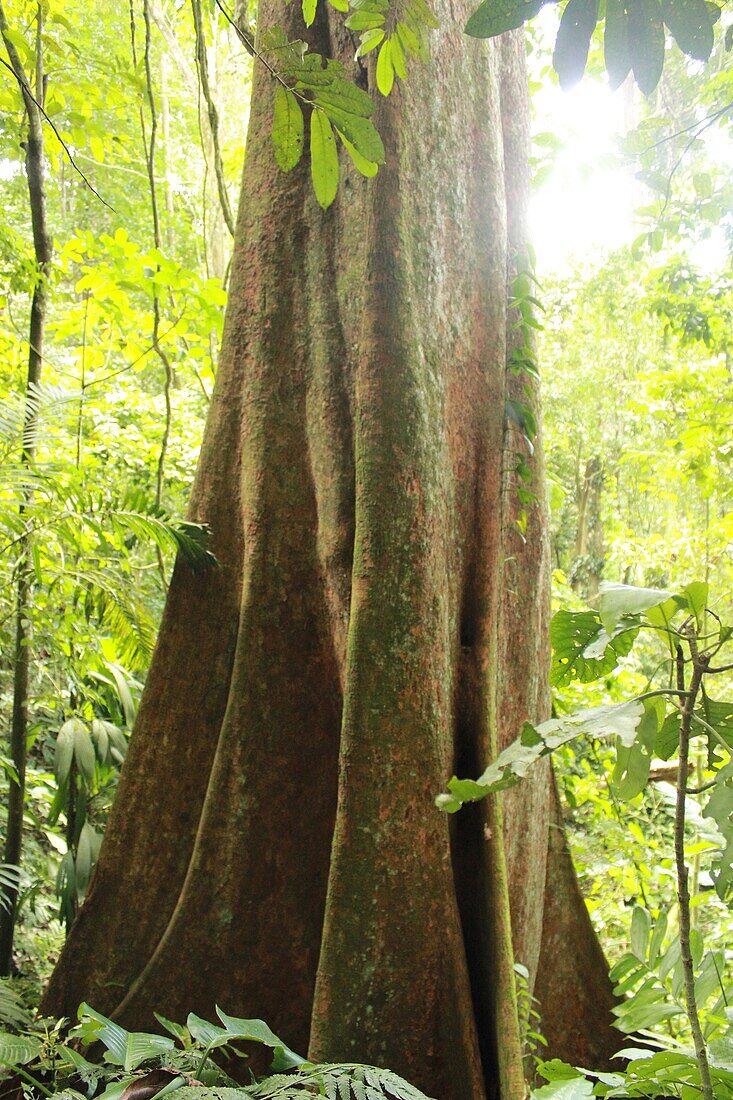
[44, 6, 618, 1093]
[0, 1, 52, 976]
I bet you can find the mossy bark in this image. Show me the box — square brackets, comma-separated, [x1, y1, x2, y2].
[43, 5, 617, 1095]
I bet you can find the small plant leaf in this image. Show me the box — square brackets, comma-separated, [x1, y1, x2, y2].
[310, 110, 339, 209]
[272, 86, 305, 172]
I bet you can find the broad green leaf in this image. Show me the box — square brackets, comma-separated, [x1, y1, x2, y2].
[646, 597, 682, 656]
[272, 86, 304, 172]
[355, 28, 385, 56]
[550, 609, 637, 686]
[553, 0, 599, 89]
[75, 822, 96, 893]
[661, 0, 716, 59]
[396, 20, 420, 54]
[55, 718, 80, 785]
[310, 110, 339, 209]
[311, 81, 375, 119]
[338, 133, 379, 177]
[630, 905, 651, 960]
[215, 1010, 307, 1069]
[598, 581, 673, 633]
[320, 107, 385, 165]
[74, 723, 97, 787]
[465, 0, 545, 37]
[0, 1032, 42, 1066]
[302, 0, 317, 25]
[648, 909, 668, 967]
[683, 580, 708, 629]
[613, 697, 660, 798]
[186, 1013, 229, 1047]
[376, 39, 395, 95]
[80, 1006, 174, 1071]
[438, 701, 644, 811]
[389, 32, 408, 79]
[604, 0, 631, 88]
[654, 710, 680, 760]
[627, 0, 665, 95]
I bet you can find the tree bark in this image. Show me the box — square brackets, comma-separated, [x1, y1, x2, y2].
[43, 4, 618, 1094]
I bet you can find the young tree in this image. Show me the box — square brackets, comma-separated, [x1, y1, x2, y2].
[42, 3, 618, 1094]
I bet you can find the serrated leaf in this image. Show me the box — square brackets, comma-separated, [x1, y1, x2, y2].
[604, 0, 631, 87]
[272, 86, 304, 172]
[661, 0, 716, 58]
[627, 0, 665, 95]
[375, 39, 394, 95]
[310, 110, 339, 209]
[553, 0, 599, 89]
[465, 0, 545, 37]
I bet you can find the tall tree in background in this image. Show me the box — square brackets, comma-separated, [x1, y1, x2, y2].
[43, 3, 618, 1095]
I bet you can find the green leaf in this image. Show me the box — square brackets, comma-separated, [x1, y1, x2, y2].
[630, 905, 651, 960]
[0, 1032, 42, 1067]
[438, 700, 644, 810]
[302, 0, 317, 25]
[74, 723, 97, 787]
[320, 106, 385, 164]
[654, 710, 680, 760]
[598, 581, 673, 633]
[661, 0, 716, 59]
[604, 0, 631, 88]
[613, 697, 660, 798]
[79, 1006, 174, 1071]
[465, 0, 545, 38]
[375, 39, 395, 95]
[186, 1013, 229, 1047]
[553, 0, 599, 89]
[338, 133, 379, 177]
[215, 1010, 307, 1069]
[355, 28, 385, 56]
[55, 718, 79, 785]
[272, 86, 304, 172]
[683, 580, 708, 629]
[550, 609, 637, 686]
[389, 32, 408, 79]
[310, 110, 339, 209]
[627, 0, 665, 95]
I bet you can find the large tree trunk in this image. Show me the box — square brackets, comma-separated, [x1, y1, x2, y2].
[43, 4, 618, 1095]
